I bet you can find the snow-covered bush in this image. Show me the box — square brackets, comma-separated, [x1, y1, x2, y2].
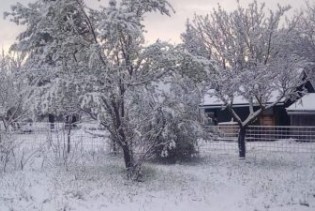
[151, 61, 207, 162]
[157, 119, 200, 163]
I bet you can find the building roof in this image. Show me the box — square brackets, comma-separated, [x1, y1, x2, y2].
[200, 90, 285, 109]
[287, 93, 315, 114]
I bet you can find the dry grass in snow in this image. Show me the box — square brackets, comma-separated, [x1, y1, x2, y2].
[1, 149, 315, 211]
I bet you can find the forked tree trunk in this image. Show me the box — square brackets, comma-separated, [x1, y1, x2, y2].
[238, 125, 247, 158]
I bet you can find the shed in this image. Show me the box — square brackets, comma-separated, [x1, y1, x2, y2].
[286, 93, 315, 126]
[200, 90, 288, 126]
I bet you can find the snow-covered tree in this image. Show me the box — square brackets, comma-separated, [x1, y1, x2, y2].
[6, 0, 183, 179]
[182, 0, 310, 157]
[291, 2, 315, 70]
[0, 52, 29, 130]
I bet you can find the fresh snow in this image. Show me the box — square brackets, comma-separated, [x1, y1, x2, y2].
[201, 90, 285, 108]
[1, 131, 315, 211]
[287, 93, 315, 112]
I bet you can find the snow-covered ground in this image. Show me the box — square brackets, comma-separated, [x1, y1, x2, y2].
[1, 130, 315, 211]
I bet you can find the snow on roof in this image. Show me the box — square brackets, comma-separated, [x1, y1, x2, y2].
[202, 94, 247, 107]
[287, 93, 315, 113]
[200, 90, 284, 108]
[218, 121, 238, 125]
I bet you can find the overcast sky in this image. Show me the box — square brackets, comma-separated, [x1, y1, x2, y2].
[0, 0, 306, 51]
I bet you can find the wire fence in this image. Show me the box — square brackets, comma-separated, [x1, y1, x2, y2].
[2, 122, 315, 160]
[2, 121, 315, 175]
[201, 125, 315, 153]
[0, 121, 107, 146]
[0, 122, 110, 172]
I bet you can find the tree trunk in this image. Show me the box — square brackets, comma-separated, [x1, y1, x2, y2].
[67, 124, 72, 154]
[111, 140, 118, 154]
[2, 120, 8, 131]
[238, 126, 247, 158]
[122, 145, 134, 169]
[121, 144, 142, 180]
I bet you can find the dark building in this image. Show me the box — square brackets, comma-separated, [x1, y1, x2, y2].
[201, 100, 290, 126]
[286, 93, 315, 126]
[200, 81, 315, 126]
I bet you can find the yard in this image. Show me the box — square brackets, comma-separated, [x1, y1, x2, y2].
[1, 128, 315, 211]
[1, 0, 315, 210]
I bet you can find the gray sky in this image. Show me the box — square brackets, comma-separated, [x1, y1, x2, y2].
[0, 0, 306, 51]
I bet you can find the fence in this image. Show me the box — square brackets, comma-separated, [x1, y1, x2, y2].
[0, 122, 110, 172]
[2, 122, 315, 162]
[0, 122, 107, 147]
[201, 125, 315, 153]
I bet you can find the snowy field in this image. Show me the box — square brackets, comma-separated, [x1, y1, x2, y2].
[1, 130, 315, 211]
